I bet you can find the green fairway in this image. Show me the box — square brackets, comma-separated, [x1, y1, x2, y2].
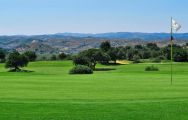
[0, 61, 188, 120]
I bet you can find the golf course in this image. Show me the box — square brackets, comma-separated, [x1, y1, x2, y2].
[0, 61, 188, 120]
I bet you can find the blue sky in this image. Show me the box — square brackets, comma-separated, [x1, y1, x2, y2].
[0, 0, 187, 35]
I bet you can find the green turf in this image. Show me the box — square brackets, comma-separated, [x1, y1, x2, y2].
[0, 61, 188, 120]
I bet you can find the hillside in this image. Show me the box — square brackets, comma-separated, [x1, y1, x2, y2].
[0, 32, 188, 54]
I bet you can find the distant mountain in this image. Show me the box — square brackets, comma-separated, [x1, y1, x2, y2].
[0, 32, 188, 54]
[0, 32, 188, 42]
[55, 32, 188, 40]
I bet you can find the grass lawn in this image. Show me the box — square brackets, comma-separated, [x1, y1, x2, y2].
[0, 61, 188, 120]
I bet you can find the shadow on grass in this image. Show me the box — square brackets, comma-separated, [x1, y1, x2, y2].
[8, 69, 34, 73]
[94, 68, 116, 71]
[103, 63, 126, 66]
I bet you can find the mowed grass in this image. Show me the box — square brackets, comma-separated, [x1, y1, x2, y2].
[0, 61, 188, 120]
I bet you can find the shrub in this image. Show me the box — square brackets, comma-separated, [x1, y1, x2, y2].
[145, 65, 159, 71]
[69, 65, 93, 74]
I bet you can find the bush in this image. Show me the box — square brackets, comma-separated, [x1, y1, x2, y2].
[145, 65, 159, 71]
[69, 65, 93, 74]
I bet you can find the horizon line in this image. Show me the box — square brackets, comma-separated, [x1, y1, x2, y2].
[0, 32, 187, 36]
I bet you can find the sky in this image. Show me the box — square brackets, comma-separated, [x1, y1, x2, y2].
[0, 0, 187, 35]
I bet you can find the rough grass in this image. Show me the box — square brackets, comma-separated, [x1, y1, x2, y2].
[0, 61, 188, 120]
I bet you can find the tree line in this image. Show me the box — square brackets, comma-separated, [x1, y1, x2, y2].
[74, 41, 188, 65]
[70, 41, 188, 74]
[0, 41, 188, 72]
[0, 50, 67, 72]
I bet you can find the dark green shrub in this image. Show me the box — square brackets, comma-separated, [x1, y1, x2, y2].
[145, 65, 159, 71]
[69, 65, 93, 74]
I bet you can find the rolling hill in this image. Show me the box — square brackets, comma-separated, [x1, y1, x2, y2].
[0, 32, 188, 54]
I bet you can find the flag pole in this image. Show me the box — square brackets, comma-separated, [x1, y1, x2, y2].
[170, 17, 173, 85]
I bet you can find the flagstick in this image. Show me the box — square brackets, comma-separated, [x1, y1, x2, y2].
[170, 17, 173, 85]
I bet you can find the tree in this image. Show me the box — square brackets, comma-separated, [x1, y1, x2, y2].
[100, 41, 111, 52]
[58, 53, 67, 60]
[117, 47, 126, 60]
[174, 49, 188, 62]
[162, 44, 185, 60]
[141, 51, 151, 59]
[51, 55, 57, 61]
[79, 49, 98, 69]
[133, 55, 141, 63]
[162, 46, 171, 60]
[5, 51, 29, 71]
[146, 43, 160, 51]
[73, 56, 90, 67]
[150, 50, 161, 58]
[125, 46, 132, 50]
[135, 45, 144, 50]
[126, 48, 134, 61]
[94, 51, 111, 65]
[0, 50, 6, 63]
[108, 47, 118, 63]
[79, 49, 110, 69]
[23, 51, 37, 62]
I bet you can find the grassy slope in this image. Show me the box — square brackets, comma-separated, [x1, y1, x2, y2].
[0, 61, 188, 120]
